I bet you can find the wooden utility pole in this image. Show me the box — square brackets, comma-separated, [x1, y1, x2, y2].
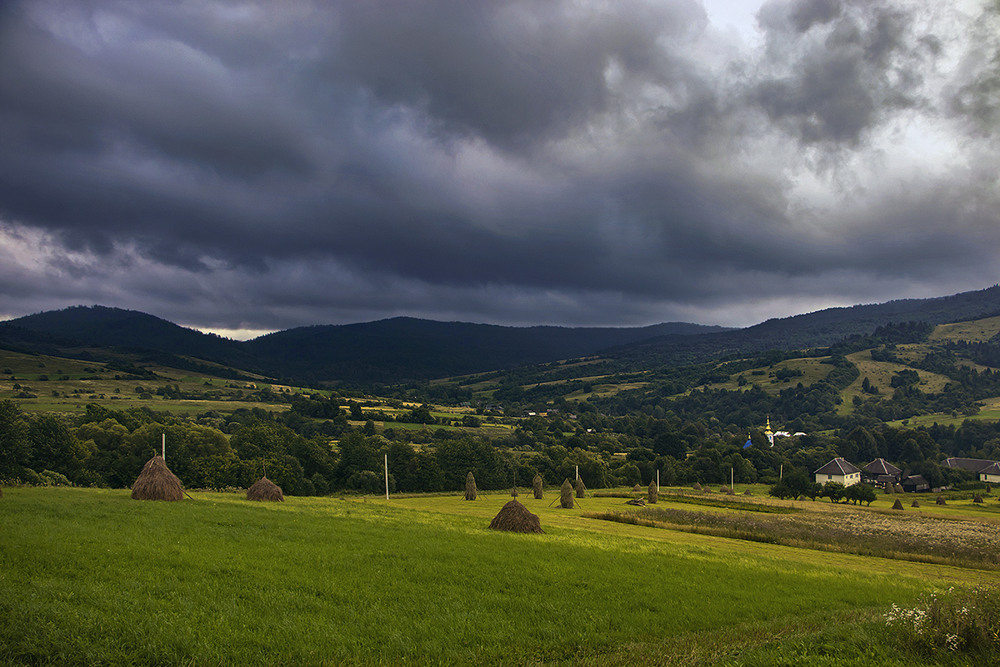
[384, 454, 389, 500]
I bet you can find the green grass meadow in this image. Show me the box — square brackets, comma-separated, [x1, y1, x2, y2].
[2, 488, 997, 665]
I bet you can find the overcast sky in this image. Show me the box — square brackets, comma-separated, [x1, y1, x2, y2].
[1, 0, 998, 339]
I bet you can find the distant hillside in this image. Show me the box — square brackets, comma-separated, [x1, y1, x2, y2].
[5, 286, 1000, 386]
[244, 318, 729, 384]
[606, 285, 1000, 369]
[1, 306, 259, 373]
[2, 307, 727, 385]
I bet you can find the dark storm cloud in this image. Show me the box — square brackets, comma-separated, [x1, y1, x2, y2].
[752, 0, 930, 144]
[0, 0, 998, 332]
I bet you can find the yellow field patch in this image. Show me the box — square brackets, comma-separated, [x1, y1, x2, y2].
[930, 315, 1000, 343]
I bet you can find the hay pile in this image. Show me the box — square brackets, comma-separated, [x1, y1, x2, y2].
[973, 494, 984, 504]
[465, 472, 478, 500]
[575, 476, 586, 498]
[247, 476, 284, 501]
[894, 483, 904, 493]
[633, 484, 642, 492]
[647, 481, 658, 504]
[131, 456, 184, 501]
[560, 479, 575, 508]
[743, 489, 753, 496]
[892, 498, 904, 510]
[532, 473, 544, 499]
[911, 499, 921, 507]
[693, 482, 702, 492]
[488, 500, 543, 533]
[936, 496, 947, 505]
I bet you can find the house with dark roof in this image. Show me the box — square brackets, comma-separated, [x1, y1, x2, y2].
[862, 458, 902, 488]
[942, 457, 1000, 484]
[814, 458, 862, 487]
[979, 462, 1000, 484]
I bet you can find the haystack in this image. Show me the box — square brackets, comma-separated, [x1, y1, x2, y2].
[247, 476, 284, 501]
[647, 481, 658, 504]
[743, 489, 753, 496]
[911, 499, 921, 507]
[131, 456, 184, 501]
[532, 473, 544, 499]
[465, 472, 478, 500]
[633, 484, 642, 492]
[973, 494, 984, 504]
[488, 500, 543, 533]
[693, 482, 702, 492]
[936, 496, 946, 505]
[575, 476, 586, 498]
[894, 483, 904, 494]
[892, 498, 904, 510]
[560, 479, 575, 508]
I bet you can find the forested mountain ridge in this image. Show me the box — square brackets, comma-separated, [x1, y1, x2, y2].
[3, 285, 1000, 387]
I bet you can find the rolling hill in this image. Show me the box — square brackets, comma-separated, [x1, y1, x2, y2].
[3, 285, 1000, 386]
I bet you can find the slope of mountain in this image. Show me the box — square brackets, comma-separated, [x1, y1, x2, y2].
[1, 305, 259, 372]
[244, 318, 730, 383]
[605, 285, 1000, 369]
[4, 285, 1000, 386]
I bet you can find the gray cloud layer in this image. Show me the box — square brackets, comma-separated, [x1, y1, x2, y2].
[0, 0, 998, 334]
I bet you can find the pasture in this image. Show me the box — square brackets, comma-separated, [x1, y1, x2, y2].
[2, 487, 998, 665]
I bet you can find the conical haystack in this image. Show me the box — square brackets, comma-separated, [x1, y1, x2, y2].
[560, 478, 575, 508]
[532, 473, 544, 499]
[892, 498, 904, 510]
[936, 496, 947, 505]
[911, 499, 921, 507]
[647, 480, 658, 504]
[465, 471, 477, 500]
[488, 499, 543, 533]
[131, 456, 184, 501]
[247, 476, 284, 501]
[575, 476, 586, 498]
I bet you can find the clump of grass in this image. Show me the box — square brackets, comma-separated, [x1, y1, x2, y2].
[884, 585, 1000, 655]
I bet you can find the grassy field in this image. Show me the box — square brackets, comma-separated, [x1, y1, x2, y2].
[2, 487, 999, 665]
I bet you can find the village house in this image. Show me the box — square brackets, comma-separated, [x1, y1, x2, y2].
[814, 458, 862, 487]
[861, 458, 902, 489]
[942, 457, 1000, 484]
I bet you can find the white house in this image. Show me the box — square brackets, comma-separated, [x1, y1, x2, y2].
[814, 457, 862, 487]
[979, 462, 1000, 484]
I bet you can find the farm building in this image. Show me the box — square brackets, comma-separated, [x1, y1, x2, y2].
[814, 458, 862, 487]
[900, 474, 929, 493]
[942, 457, 1000, 484]
[979, 462, 1000, 484]
[862, 458, 901, 488]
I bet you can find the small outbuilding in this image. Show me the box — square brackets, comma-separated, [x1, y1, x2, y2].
[901, 475, 929, 493]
